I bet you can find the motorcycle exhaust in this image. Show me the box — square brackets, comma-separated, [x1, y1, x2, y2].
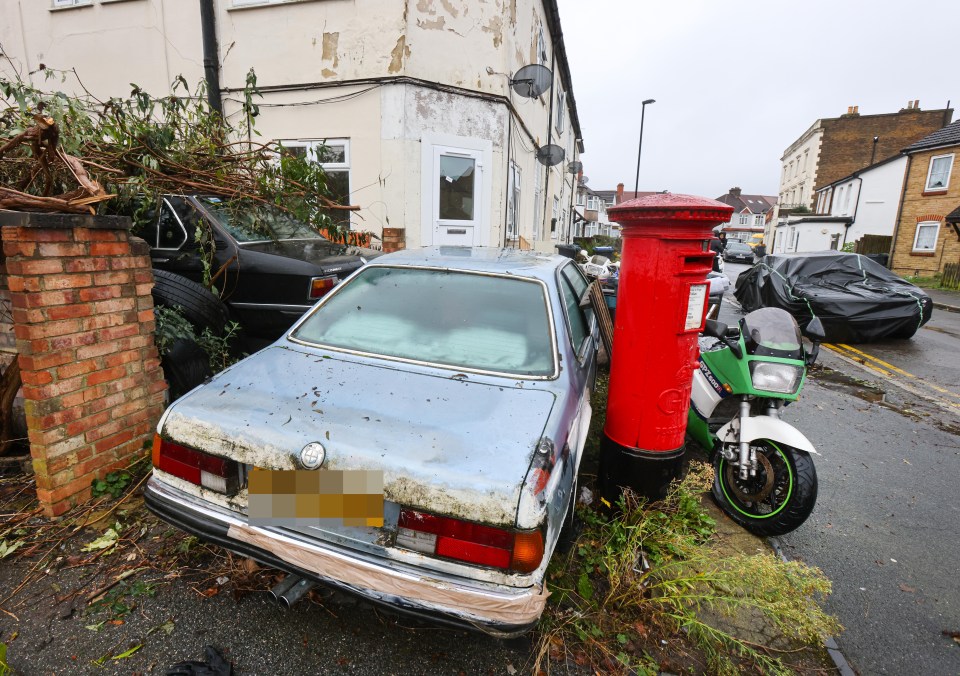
[278, 576, 316, 609]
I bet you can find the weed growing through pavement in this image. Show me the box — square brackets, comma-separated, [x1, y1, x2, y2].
[537, 464, 841, 674]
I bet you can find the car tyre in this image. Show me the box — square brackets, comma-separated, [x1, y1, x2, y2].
[161, 338, 214, 401]
[152, 270, 230, 336]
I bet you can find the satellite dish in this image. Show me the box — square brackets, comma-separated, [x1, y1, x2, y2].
[567, 161, 583, 174]
[536, 144, 565, 167]
[510, 64, 553, 98]
[579, 175, 589, 186]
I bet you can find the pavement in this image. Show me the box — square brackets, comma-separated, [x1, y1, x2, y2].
[922, 287, 960, 313]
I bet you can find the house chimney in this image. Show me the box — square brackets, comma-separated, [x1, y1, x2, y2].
[729, 187, 741, 197]
[914, 99, 920, 109]
[846, 106, 854, 114]
[616, 182, 624, 203]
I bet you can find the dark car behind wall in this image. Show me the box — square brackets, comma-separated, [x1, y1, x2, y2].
[140, 195, 378, 339]
[735, 252, 933, 342]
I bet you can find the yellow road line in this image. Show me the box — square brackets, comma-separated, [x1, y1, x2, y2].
[834, 343, 916, 378]
[825, 344, 960, 405]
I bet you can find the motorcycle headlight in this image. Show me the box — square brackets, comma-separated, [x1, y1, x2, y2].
[749, 362, 802, 394]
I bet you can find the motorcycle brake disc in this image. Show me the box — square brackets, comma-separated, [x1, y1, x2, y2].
[725, 451, 775, 502]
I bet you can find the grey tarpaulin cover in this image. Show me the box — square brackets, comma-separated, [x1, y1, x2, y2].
[734, 252, 933, 342]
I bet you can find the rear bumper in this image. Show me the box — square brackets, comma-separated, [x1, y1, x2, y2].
[144, 476, 545, 637]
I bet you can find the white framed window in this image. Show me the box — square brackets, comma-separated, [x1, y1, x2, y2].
[587, 195, 599, 211]
[925, 154, 954, 192]
[913, 221, 940, 252]
[52, 0, 91, 7]
[506, 161, 521, 240]
[555, 88, 566, 134]
[551, 196, 560, 239]
[561, 210, 568, 241]
[533, 169, 544, 241]
[279, 138, 351, 227]
[576, 191, 585, 207]
[739, 214, 749, 225]
[233, 0, 285, 6]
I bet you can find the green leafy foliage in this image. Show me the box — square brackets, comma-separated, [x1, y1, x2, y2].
[538, 465, 840, 674]
[1, 70, 354, 243]
[91, 471, 133, 500]
[153, 305, 242, 374]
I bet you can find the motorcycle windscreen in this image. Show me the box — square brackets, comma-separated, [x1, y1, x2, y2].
[741, 308, 803, 359]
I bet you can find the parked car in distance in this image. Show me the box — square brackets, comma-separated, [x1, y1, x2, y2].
[145, 247, 600, 636]
[735, 252, 933, 341]
[723, 241, 756, 263]
[138, 195, 379, 339]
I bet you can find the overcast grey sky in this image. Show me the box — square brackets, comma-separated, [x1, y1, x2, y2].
[555, 0, 959, 199]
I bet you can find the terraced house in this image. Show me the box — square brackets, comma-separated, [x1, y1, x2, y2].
[890, 120, 960, 278]
[1, 0, 583, 252]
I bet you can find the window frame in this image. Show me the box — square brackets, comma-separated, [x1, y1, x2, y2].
[924, 153, 954, 192]
[912, 220, 940, 252]
[279, 138, 352, 227]
[557, 262, 593, 360]
[155, 198, 190, 251]
[51, 0, 92, 7]
[506, 161, 521, 240]
[586, 195, 599, 211]
[551, 196, 560, 239]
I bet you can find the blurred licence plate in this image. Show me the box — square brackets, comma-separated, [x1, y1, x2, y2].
[247, 468, 384, 528]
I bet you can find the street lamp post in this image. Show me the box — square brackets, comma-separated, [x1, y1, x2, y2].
[634, 98, 656, 198]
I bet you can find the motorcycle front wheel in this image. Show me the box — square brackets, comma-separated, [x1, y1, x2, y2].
[712, 440, 817, 537]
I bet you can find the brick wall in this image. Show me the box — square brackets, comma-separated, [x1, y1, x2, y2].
[815, 108, 953, 196]
[890, 149, 960, 277]
[0, 212, 166, 517]
[381, 227, 406, 253]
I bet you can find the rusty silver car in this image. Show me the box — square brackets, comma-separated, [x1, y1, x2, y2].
[145, 247, 599, 635]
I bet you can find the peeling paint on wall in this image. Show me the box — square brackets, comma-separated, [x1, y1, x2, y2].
[439, 0, 460, 18]
[482, 16, 503, 48]
[417, 16, 446, 30]
[416, 0, 435, 14]
[389, 35, 410, 74]
[321, 32, 340, 68]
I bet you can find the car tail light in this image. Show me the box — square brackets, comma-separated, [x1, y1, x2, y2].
[308, 276, 338, 300]
[152, 434, 239, 495]
[396, 509, 544, 573]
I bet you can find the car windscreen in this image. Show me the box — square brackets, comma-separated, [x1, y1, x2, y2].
[290, 266, 556, 377]
[727, 243, 752, 253]
[200, 197, 326, 242]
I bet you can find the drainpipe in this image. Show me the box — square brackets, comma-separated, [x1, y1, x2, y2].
[199, 0, 223, 116]
[541, 38, 557, 243]
[889, 154, 913, 268]
[842, 176, 863, 249]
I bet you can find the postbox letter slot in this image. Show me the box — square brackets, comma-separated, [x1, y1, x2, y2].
[681, 253, 716, 272]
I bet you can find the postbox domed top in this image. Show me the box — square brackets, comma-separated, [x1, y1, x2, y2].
[608, 193, 734, 225]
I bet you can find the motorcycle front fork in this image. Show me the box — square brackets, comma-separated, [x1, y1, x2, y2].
[721, 397, 781, 480]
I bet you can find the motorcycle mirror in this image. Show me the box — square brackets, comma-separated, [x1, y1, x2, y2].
[704, 319, 728, 339]
[806, 317, 826, 341]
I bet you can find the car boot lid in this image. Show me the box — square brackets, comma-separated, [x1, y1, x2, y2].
[160, 345, 556, 527]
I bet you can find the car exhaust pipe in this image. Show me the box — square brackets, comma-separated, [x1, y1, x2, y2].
[268, 575, 299, 603]
[277, 576, 316, 609]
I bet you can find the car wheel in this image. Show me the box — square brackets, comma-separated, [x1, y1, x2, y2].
[152, 270, 230, 336]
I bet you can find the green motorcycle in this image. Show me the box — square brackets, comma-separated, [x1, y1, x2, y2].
[687, 307, 825, 536]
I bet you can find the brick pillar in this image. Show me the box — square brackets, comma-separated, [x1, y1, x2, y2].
[0, 212, 167, 517]
[381, 227, 406, 253]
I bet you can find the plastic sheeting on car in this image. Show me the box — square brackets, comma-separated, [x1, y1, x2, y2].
[734, 252, 933, 342]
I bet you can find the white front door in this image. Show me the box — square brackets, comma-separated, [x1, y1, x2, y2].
[431, 146, 484, 246]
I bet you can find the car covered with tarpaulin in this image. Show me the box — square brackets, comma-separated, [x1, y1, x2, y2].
[734, 252, 933, 342]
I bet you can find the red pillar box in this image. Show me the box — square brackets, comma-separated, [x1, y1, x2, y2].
[598, 194, 733, 503]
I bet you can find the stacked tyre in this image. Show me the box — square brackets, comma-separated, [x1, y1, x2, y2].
[151, 270, 230, 401]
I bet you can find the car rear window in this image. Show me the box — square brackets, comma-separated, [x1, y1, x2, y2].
[290, 267, 556, 377]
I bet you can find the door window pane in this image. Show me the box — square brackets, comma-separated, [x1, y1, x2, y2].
[158, 200, 188, 249]
[439, 155, 476, 220]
